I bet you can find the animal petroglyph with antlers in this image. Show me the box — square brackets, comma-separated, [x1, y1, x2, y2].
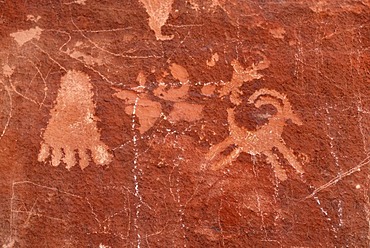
[206, 88, 305, 181]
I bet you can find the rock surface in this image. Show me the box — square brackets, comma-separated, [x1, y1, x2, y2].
[0, 0, 369, 247]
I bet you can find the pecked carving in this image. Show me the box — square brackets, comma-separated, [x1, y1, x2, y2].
[38, 70, 112, 169]
[206, 88, 305, 181]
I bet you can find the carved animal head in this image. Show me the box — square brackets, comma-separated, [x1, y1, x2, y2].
[248, 88, 302, 126]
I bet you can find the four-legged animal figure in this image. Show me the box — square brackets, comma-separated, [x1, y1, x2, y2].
[206, 89, 304, 181]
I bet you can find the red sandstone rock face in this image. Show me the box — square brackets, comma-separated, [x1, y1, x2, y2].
[0, 0, 369, 247]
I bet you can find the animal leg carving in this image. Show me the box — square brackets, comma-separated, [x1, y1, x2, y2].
[210, 147, 243, 170]
[206, 136, 234, 161]
[276, 142, 304, 174]
[264, 150, 288, 181]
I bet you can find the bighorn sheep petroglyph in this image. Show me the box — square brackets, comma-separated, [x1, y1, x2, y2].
[206, 88, 305, 181]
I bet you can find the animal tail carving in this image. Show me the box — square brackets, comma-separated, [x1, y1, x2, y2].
[248, 88, 302, 125]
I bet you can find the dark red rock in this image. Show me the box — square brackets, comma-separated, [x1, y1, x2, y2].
[0, 0, 369, 247]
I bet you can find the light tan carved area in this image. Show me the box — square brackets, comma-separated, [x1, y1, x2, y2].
[201, 84, 216, 96]
[219, 53, 270, 105]
[10, 26, 43, 47]
[154, 83, 190, 101]
[206, 89, 305, 181]
[169, 63, 190, 83]
[269, 27, 286, 39]
[154, 63, 204, 123]
[169, 101, 203, 122]
[65, 41, 103, 66]
[153, 63, 191, 101]
[206, 52, 219, 67]
[113, 71, 162, 134]
[38, 70, 112, 169]
[113, 89, 162, 135]
[139, 0, 174, 40]
[114, 64, 203, 134]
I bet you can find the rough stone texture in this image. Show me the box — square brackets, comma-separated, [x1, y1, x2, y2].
[0, 0, 369, 247]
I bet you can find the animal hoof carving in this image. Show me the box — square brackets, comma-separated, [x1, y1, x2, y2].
[206, 88, 305, 181]
[38, 70, 112, 170]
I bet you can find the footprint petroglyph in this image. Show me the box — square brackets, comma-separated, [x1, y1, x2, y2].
[206, 89, 305, 181]
[38, 70, 112, 170]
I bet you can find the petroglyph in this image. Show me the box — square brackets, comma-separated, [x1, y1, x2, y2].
[66, 45, 103, 66]
[219, 54, 270, 105]
[206, 89, 305, 181]
[154, 83, 190, 102]
[154, 63, 204, 123]
[201, 84, 216, 96]
[2, 64, 14, 78]
[38, 70, 112, 169]
[169, 102, 203, 122]
[26, 15, 41, 23]
[115, 68, 204, 131]
[10, 26, 43, 47]
[169, 63, 189, 83]
[114, 89, 162, 134]
[269, 27, 286, 39]
[139, 0, 174, 40]
[115, 64, 205, 134]
[113, 71, 161, 134]
[206, 53, 219, 67]
[153, 63, 190, 93]
[147, 64, 191, 102]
